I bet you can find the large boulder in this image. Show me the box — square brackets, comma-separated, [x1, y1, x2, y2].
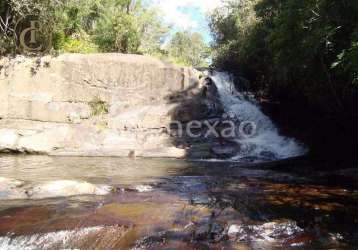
[0, 54, 204, 157]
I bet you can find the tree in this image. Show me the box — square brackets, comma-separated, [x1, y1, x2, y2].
[0, 0, 13, 55]
[209, 0, 358, 157]
[93, 0, 140, 53]
[0, 0, 62, 55]
[210, 0, 358, 110]
[167, 31, 209, 67]
[210, 0, 263, 81]
[0, 0, 169, 56]
[137, 7, 169, 56]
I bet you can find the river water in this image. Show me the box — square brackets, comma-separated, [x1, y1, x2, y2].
[0, 155, 358, 249]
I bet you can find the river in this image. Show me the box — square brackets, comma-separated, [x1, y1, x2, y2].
[0, 155, 358, 249]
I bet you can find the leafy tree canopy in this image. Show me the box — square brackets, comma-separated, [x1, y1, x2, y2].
[0, 0, 210, 67]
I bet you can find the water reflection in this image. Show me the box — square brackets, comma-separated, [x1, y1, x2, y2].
[0, 155, 190, 185]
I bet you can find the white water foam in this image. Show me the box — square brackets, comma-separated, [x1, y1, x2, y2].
[0, 226, 105, 250]
[211, 72, 306, 161]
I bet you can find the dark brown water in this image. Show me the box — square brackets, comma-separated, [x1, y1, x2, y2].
[0, 155, 358, 249]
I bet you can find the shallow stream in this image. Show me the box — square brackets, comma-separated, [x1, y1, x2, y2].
[0, 155, 358, 249]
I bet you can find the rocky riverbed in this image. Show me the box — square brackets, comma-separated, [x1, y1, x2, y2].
[0, 155, 358, 249]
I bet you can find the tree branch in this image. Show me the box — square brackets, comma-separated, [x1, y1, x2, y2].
[0, 17, 7, 34]
[0, 9, 12, 37]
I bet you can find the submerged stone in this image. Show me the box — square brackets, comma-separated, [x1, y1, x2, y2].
[0, 179, 112, 200]
[28, 180, 112, 199]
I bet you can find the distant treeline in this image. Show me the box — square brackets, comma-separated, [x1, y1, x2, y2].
[210, 0, 358, 158]
[0, 0, 209, 67]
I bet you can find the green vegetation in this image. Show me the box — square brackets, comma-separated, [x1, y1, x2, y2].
[210, 0, 358, 111]
[167, 31, 210, 67]
[89, 97, 109, 116]
[210, 0, 358, 157]
[0, 0, 209, 67]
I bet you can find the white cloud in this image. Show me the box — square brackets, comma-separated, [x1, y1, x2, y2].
[147, 0, 223, 30]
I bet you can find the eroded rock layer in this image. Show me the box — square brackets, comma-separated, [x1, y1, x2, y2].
[0, 54, 206, 157]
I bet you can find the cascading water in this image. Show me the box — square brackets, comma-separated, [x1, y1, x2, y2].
[211, 72, 306, 161]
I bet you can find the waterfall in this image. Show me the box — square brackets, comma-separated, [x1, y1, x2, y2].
[211, 72, 306, 161]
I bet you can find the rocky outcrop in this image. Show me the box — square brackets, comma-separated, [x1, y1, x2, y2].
[0, 54, 206, 157]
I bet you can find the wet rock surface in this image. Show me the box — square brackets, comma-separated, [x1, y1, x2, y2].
[0, 177, 27, 200]
[0, 179, 113, 200]
[0, 155, 358, 249]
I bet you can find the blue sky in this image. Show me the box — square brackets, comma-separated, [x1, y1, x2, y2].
[176, 6, 211, 43]
[145, 0, 223, 44]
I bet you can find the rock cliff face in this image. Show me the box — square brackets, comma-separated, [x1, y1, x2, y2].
[0, 54, 207, 158]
